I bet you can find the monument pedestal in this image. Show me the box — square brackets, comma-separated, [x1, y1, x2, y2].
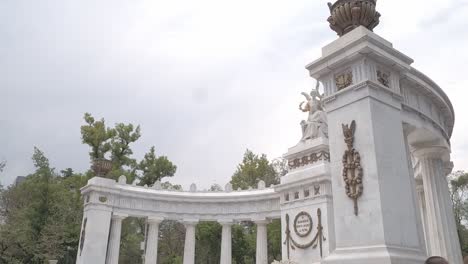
[278, 137, 335, 264]
[308, 27, 427, 264]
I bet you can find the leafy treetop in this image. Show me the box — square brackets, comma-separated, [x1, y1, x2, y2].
[80, 113, 115, 159]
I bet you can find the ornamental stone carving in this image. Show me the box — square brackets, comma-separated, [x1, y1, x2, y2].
[327, 0, 381, 37]
[118, 175, 127, 184]
[342, 120, 363, 216]
[294, 211, 313, 237]
[299, 81, 328, 141]
[377, 70, 390, 87]
[284, 209, 326, 258]
[288, 151, 330, 170]
[335, 71, 353, 91]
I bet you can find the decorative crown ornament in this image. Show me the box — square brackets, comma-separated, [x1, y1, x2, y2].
[327, 0, 381, 37]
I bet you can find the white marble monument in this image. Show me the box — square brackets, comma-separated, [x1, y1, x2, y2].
[76, 1, 462, 264]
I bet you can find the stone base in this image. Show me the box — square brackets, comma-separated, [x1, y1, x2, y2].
[323, 246, 427, 264]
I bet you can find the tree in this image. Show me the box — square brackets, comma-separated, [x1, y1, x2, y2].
[449, 170, 468, 255]
[110, 123, 141, 169]
[230, 149, 279, 190]
[229, 150, 284, 263]
[60, 168, 74, 178]
[195, 222, 222, 264]
[209, 184, 223, 192]
[0, 148, 86, 263]
[138, 147, 177, 186]
[0, 160, 5, 173]
[158, 220, 185, 264]
[80, 113, 115, 160]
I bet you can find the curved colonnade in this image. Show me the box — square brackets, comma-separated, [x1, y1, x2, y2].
[77, 27, 462, 264]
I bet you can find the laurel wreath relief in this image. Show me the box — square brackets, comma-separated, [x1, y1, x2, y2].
[342, 120, 363, 216]
[283, 209, 326, 260]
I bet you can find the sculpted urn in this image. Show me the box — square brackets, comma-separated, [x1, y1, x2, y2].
[327, 0, 381, 36]
[91, 158, 113, 177]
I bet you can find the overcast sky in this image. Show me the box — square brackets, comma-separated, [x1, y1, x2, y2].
[1, 0, 468, 189]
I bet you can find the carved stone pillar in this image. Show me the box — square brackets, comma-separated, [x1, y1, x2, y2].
[255, 220, 269, 264]
[219, 221, 233, 264]
[145, 217, 164, 264]
[105, 213, 127, 264]
[76, 207, 113, 264]
[414, 147, 463, 264]
[415, 180, 430, 254]
[183, 220, 198, 264]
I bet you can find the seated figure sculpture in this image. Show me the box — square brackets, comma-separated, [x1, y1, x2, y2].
[299, 82, 328, 141]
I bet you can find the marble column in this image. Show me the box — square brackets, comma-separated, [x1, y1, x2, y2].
[219, 221, 233, 264]
[145, 217, 164, 264]
[416, 180, 430, 254]
[415, 147, 463, 264]
[105, 213, 127, 264]
[255, 220, 269, 264]
[183, 220, 198, 264]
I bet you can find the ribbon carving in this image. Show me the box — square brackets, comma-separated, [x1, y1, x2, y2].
[283, 209, 326, 259]
[342, 120, 363, 216]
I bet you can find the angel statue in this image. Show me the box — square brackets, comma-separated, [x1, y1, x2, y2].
[298, 81, 328, 141]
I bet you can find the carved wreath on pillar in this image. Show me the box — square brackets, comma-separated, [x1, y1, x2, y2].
[283, 209, 326, 259]
[342, 120, 363, 216]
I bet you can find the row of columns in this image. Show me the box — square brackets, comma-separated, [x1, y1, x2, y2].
[413, 147, 463, 264]
[104, 217, 270, 264]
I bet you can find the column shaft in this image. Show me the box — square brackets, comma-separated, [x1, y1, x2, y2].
[183, 222, 197, 264]
[416, 182, 430, 254]
[220, 223, 232, 264]
[105, 216, 125, 264]
[145, 218, 163, 264]
[256, 222, 268, 264]
[420, 155, 463, 264]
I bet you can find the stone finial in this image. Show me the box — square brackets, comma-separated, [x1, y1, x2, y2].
[152, 181, 162, 190]
[258, 180, 266, 189]
[118, 175, 127, 184]
[327, 0, 381, 37]
[190, 183, 197, 192]
[225, 183, 233, 192]
[132, 179, 138, 186]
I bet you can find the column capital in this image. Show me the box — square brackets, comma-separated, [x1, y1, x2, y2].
[182, 219, 199, 226]
[218, 220, 234, 226]
[112, 213, 128, 220]
[253, 219, 270, 225]
[412, 146, 449, 160]
[147, 216, 164, 224]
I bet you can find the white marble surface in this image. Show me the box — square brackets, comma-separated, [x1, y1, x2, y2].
[77, 26, 461, 264]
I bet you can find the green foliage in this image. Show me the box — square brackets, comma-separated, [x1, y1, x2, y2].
[0, 160, 6, 173]
[81, 113, 115, 159]
[158, 220, 185, 264]
[449, 170, 468, 256]
[119, 217, 144, 264]
[229, 150, 283, 263]
[232, 224, 255, 264]
[60, 168, 74, 178]
[195, 222, 222, 264]
[138, 147, 177, 186]
[0, 148, 86, 264]
[110, 123, 141, 169]
[230, 150, 280, 190]
[267, 220, 282, 263]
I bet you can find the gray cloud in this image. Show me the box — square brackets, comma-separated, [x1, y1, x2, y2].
[2, 0, 468, 189]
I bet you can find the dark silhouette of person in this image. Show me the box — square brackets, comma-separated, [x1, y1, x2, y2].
[425, 256, 449, 264]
